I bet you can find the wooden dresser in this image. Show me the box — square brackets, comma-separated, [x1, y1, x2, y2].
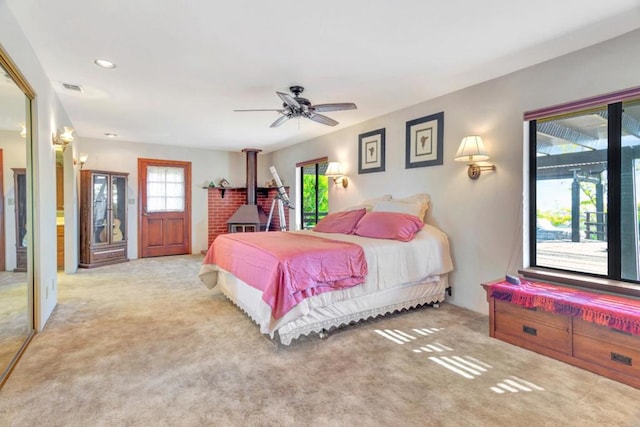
[483, 280, 640, 389]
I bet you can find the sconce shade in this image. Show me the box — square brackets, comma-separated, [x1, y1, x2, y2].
[455, 135, 490, 163]
[60, 126, 74, 143]
[325, 162, 344, 177]
[74, 152, 89, 168]
[53, 126, 75, 149]
[325, 161, 348, 188]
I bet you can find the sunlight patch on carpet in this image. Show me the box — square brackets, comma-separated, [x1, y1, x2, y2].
[412, 328, 444, 335]
[374, 327, 444, 345]
[372, 326, 545, 397]
[412, 342, 453, 353]
[374, 329, 415, 344]
[428, 355, 489, 379]
[490, 376, 545, 394]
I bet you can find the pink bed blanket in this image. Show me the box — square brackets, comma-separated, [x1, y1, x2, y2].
[204, 232, 367, 319]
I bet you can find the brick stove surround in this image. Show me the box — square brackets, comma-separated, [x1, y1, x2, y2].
[206, 186, 290, 247]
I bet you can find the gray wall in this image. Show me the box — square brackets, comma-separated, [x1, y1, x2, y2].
[72, 138, 271, 259]
[270, 28, 640, 315]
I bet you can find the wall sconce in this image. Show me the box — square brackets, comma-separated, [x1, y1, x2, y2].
[325, 162, 349, 188]
[52, 126, 74, 149]
[454, 135, 496, 179]
[74, 152, 89, 169]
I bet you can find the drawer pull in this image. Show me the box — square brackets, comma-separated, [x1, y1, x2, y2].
[522, 325, 537, 336]
[611, 352, 632, 366]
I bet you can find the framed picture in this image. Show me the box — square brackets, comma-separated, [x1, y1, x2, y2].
[405, 111, 444, 169]
[358, 128, 386, 174]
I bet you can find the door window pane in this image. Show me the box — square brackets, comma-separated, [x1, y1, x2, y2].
[535, 108, 608, 275]
[112, 176, 127, 239]
[147, 166, 185, 212]
[92, 174, 109, 244]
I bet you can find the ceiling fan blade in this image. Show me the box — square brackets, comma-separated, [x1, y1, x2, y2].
[233, 109, 285, 112]
[270, 114, 291, 128]
[312, 103, 357, 113]
[277, 91, 301, 109]
[308, 113, 339, 126]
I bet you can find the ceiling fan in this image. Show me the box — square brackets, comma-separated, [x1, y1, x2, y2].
[234, 85, 357, 128]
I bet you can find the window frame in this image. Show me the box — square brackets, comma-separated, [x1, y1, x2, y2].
[524, 87, 640, 296]
[297, 157, 329, 229]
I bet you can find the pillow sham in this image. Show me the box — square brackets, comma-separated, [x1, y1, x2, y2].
[393, 193, 431, 222]
[313, 208, 367, 234]
[353, 211, 424, 242]
[373, 200, 423, 218]
[341, 194, 392, 212]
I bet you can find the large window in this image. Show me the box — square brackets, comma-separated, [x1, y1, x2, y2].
[529, 94, 640, 285]
[298, 158, 329, 229]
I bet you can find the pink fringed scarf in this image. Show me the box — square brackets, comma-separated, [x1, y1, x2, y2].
[489, 280, 640, 336]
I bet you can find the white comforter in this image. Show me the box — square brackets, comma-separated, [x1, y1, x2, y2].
[300, 224, 453, 293]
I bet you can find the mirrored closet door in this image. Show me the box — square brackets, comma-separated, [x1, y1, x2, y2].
[0, 45, 35, 389]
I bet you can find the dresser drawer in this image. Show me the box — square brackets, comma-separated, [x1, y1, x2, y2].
[495, 300, 570, 328]
[573, 318, 639, 348]
[92, 246, 126, 262]
[494, 306, 572, 354]
[573, 333, 640, 377]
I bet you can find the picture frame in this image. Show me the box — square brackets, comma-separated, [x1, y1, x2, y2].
[405, 111, 444, 169]
[358, 128, 386, 174]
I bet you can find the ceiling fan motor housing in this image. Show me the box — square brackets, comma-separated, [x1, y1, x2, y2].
[289, 85, 304, 96]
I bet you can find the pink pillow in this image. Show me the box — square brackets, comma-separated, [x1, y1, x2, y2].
[313, 208, 367, 234]
[353, 212, 424, 242]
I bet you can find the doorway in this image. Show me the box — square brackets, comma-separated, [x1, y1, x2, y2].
[138, 158, 191, 258]
[298, 157, 329, 229]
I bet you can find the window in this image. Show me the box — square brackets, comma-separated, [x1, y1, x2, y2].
[297, 158, 329, 229]
[528, 91, 640, 285]
[146, 166, 185, 212]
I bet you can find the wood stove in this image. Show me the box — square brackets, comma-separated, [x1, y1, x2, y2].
[226, 148, 268, 233]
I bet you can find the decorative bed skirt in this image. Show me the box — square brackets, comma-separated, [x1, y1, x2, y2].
[488, 280, 640, 336]
[216, 269, 448, 345]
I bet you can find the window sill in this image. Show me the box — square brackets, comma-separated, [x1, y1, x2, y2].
[519, 267, 640, 299]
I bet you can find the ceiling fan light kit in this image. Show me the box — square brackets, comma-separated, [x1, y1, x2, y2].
[234, 85, 356, 128]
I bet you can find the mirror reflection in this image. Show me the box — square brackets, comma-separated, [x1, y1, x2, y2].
[0, 61, 31, 381]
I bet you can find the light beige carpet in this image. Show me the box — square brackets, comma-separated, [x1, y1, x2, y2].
[0, 255, 639, 426]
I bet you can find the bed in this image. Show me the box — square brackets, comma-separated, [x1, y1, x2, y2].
[199, 196, 454, 345]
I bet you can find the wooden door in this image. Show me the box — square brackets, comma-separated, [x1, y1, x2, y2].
[138, 158, 191, 258]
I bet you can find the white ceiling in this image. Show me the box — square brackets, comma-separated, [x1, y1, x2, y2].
[5, 1, 640, 153]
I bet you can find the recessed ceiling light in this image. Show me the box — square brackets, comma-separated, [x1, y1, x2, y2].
[104, 133, 118, 138]
[94, 59, 116, 69]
